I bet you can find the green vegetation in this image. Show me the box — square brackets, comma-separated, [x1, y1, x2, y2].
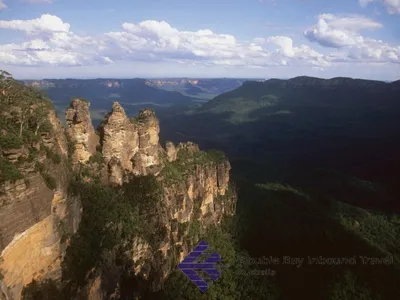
[0, 156, 24, 182]
[231, 179, 400, 300]
[0, 133, 23, 149]
[164, 225, 279, 300]
[176, 147, 226, 170]
[160, 160, 183, 185]
[159, 147, 225, 187]
[187, 219, 201, 244]
[88, 151, 103, 165]
[0, 71, 61, 185]
[62, 175, 163, 292]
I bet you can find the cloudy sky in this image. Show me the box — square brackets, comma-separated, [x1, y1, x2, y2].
[0, 0, 399, 80]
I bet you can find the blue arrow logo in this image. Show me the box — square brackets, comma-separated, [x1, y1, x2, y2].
[178, 241, 227, 292]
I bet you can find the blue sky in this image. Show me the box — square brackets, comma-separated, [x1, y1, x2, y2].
[0, 0, 399, 80]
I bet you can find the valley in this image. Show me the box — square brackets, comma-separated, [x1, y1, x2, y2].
[0, 72, 399, 299]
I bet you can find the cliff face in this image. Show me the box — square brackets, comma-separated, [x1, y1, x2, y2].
[0, 106, 81, 300]
[127, 142, 235, 289]
[64, 101, 236, 297]
[65, 99, 99, 165]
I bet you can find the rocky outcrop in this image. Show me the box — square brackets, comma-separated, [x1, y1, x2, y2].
[133, 109, 161, 175]
[65, 99, 99, 165]
[67, 102, 236, 297]
[0, 99, 235, 299]
[48, 109, 68, 158]
[165, 141, 177, 162]
[98, 102, 139, 185]
[98, 103, 161, 185]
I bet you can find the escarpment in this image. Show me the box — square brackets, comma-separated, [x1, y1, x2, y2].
[62, 100, 236, 298]
[0, 100, 81, 300]
[1, 94, 235, 299]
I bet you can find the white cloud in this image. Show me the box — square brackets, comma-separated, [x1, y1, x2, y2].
[0, 15, 110, 66]
[359, 0, 400, 14]
[0, 14, 70, 35]
[0, 0, 6, 9]
[104, 20, 323, 68]
[304, 14, 382, 48]
[304, 14, 400, 65]
[383, 0, 400, 13]
[267, 36, 294, 57]
[0, 14, 398, 73]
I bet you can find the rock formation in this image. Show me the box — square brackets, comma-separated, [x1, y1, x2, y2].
[0, 98, 235, 300]
[0, 105, 81, 300]
[98, 103, 161, 185]
[69, 101, 236, 296]
[65, 99, 99, 165]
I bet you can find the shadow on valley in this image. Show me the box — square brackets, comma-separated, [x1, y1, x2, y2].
[234, 180, 400, 299]
[158, 80, 400, 214]
[154, 78, 400, 299]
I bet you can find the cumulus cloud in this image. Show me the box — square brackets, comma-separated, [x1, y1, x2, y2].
[0, 0, 6, 9]
[305, 14, 400, 64]
[104, 20, 327, 68]
[304, 14, 382, 48]
[0, 14, 70, 35]
[0, 14, 398, 69]
[0, 15, 111, 66]
[359, 0, 400, 14]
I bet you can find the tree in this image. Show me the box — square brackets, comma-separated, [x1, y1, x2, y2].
[0, 70, 23, 105]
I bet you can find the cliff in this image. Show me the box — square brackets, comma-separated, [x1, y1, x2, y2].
[61, 100, 236, 298]
[0, 84, 235, 300]
[0, 94, 81, 299]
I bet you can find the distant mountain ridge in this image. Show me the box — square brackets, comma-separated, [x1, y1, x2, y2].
[22, 78, 197, 106]
[144, 78, 250, 99]
[241, 76, 398, 88]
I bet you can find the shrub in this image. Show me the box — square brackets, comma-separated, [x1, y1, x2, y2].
[160, 161, 183, 185]
[39, 120, 53, 134]
[0, 133, 23, 149]
[0, 156, 23, 183]
[206, 149, 226, 164]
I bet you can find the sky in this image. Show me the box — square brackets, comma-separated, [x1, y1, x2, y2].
[0, 0, 399, 80]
